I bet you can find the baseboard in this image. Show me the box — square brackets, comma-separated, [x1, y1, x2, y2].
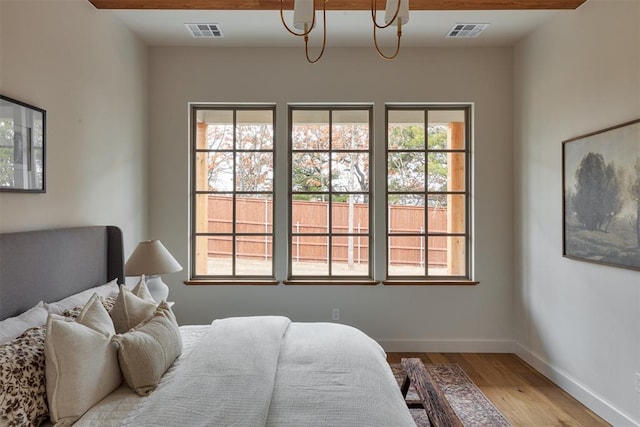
[514, 342, 639, 427]
[376, 337, 515, 353]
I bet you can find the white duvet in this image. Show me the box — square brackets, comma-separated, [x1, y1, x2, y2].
[76, 317, 416, 427]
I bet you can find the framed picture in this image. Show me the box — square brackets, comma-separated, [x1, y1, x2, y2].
[563, 118, 640, 271]
[0, 95, 46, 193]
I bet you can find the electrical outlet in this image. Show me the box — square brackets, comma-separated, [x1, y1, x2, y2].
[332, 308, 340, 321]
[635, 372, 640, 393]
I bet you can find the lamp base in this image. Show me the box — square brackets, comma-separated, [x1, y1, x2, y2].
[146, 275, 169, 303]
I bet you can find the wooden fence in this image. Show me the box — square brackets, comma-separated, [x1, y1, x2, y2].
[202, 195, 448, 268]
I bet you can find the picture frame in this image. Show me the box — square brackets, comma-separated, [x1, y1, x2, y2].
[562, 118, 640, 271]
[0, 94, 46, 193]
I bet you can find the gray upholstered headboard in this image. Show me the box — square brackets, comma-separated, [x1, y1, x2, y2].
[0, 226, 124, 320]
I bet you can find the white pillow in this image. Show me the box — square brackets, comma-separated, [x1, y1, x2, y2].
[0, 301, 49, 344]
[45, 294, 121, 426]
[109, 285, 157, 334]
[46, 278, 119, 315]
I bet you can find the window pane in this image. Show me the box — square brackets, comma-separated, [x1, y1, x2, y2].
[428, 152, 465, 192]
[387, 235, 425, 276]
[388, 195, 424, 234]
[449, 152, 466, 192]
[292, 195, 328, 234]
[427, 124, 449, 150]
[332, 110, 369, 150]
[235, 152, 273, 192]
[236, 194, 272, 233]
[236, 110, 274, 150]
[194, 236, 232, 276]
[291, 152, 330, 192]
[236, 235, 272, 276]
[195, 194, 232, 233]
[196, 110, 233, 150]
[196, 152, 233, 191]
[426, 235, 446, 275]
[428, 194, 465, 234]
[427, 152, 447, 191]
[331, 236, 369, 276]
[387, 152, 425, 192]
[388, 110, 425, 150]
[291, 236, 328, 276]
[331, 152, 369, 192]
[331, 194, 369, 234]
[428, 236, 466, 276]
[428, 110, 466, 150]
[292, 110, 329, 150]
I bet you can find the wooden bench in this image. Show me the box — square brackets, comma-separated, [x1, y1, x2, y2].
[401, 358, 464, 427]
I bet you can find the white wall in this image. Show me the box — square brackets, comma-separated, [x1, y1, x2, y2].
[3, 0, 634, 422]
[514, 1, 640, 425]
[149, 46, 515, 352]
[0, 0, 148, 255]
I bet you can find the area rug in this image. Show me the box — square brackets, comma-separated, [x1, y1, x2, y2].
[390, 363, 512, 427]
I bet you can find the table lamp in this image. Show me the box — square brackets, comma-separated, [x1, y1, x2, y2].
[125, 240, 182, 302]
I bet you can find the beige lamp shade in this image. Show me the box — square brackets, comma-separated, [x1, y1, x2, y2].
[125, 240, 182, 276]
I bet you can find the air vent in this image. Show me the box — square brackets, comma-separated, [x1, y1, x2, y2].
[186, 23, 224, 38]
[446, 23, 489, 38]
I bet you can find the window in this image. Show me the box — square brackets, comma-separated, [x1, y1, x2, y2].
[188, 103, 474, 285]
[288, 106, 373, 279]
[191, 106, 276, 280]
[386, 106, 471, 281]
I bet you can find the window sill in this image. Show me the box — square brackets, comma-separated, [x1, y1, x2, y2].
[184, 279, 477, 286]
[382, 280, 479, 286]
[184, 279, 279, 286]
[283, 279, 379, 286]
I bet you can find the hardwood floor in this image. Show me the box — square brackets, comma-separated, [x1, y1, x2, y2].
[386, 352, 610, 427]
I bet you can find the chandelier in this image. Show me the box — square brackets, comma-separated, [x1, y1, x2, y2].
[279, 0, 410, 63]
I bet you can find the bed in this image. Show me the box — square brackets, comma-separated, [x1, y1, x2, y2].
[0, 226, 416, 426]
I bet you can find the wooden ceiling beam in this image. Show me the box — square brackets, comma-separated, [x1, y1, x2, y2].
[88, 0, 587, 11]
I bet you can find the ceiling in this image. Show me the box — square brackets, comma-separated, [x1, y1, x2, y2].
[89, 0, 588, 48]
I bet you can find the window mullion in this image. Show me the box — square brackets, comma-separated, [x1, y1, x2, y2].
[232, 109, 237, 276]
[327, 110, 333, 277]
[424, 109, 430, 277]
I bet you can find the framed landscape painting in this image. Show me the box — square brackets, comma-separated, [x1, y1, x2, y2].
[562, 118, 640, 271]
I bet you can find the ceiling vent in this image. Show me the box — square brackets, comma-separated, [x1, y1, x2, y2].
[446, 23, 489, 38]
[186, 23, 224, 38]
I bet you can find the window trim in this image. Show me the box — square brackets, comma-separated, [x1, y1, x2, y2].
[187, 102, 475, 286]
[287, 104, 375, 281]
[385, 104, 473, 281]
[382, 280, 478, 286]
[190, 104, 277, 280]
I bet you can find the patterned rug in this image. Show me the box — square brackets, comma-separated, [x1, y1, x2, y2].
[390, 363, 512, 427]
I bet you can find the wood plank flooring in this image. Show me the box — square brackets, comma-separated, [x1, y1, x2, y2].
[386, 353, 610, 427]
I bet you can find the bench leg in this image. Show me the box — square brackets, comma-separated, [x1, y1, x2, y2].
[401, 358, 463, 427]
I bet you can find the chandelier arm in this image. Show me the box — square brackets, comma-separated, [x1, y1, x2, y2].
[373, 20, 402, 60]
[304, 0, 327, 63]
[371, 0, 400, 30]
[280, 0, 315, 37]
